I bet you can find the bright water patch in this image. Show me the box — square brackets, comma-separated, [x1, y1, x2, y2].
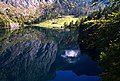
[49, 71, 101, 81]
[64, 50, 80, 57]
[61, 50, 80, 63]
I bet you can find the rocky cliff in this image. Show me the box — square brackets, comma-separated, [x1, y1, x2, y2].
[1, 0, 54, 7]
[0, 0, 54, 31]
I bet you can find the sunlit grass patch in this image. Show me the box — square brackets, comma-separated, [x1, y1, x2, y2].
[34, 16, 79, 28]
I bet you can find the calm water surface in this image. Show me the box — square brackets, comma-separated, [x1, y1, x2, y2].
[0, 27, 102, 81]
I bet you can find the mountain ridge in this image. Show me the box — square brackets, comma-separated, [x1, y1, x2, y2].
[1, 0, 54, 7]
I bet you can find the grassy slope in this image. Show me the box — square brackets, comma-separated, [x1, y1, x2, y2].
[33, 16, 78, 28]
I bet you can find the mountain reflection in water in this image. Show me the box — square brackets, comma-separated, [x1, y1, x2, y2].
[0, 27, 102, 81]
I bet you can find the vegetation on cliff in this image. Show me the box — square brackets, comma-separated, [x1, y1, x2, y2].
[78, 1, 120, 80]
[0, 1, 53, 31]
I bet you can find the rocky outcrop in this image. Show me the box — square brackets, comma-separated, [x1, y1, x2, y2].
[1, 0, 54, 7]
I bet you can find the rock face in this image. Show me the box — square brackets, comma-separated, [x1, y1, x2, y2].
[2, 0, 54, 7]
[0, 0, 54, 31]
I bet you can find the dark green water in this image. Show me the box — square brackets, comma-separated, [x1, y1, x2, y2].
[0, 27, 102, 81]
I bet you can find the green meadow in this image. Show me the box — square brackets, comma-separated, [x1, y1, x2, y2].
[33, 16, 79, 28]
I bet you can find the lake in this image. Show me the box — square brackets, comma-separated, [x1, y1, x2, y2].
[0, 27, 102, 81]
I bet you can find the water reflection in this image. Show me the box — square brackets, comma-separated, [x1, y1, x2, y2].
[61, 50, 80, 63]
[0, 27, 102, 81]
[63, 50, 80, 57]
[0, 40, 57, 81]
[59, 50, 102, 76]
[49, 71, 101, 81]
[0, 45, 102, 81]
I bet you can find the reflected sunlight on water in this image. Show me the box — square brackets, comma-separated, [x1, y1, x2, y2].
[49, 71, 101, 81]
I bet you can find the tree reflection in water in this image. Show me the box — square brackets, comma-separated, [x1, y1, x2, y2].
[0, 27, 102, 81]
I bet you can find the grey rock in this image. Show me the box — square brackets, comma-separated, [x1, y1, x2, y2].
[1, 0, 54, 7]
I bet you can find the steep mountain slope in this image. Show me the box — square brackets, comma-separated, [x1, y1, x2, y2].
[53, 0, 108, 16]
[0, 0, 54, 31]
[53, 0, 91, 16]
[1, 0, 54, 7]
[0, 0, 106, 31]
[32, 0, 107, 24]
